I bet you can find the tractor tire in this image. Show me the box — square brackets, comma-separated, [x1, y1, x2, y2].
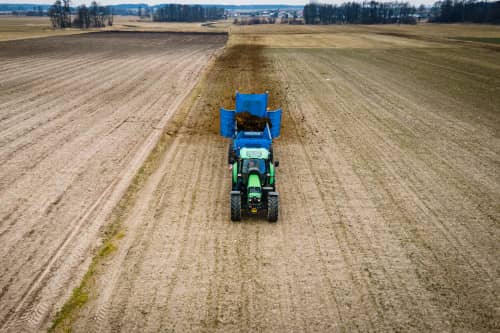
[231, 193, 241, 222]
[267, 194, 279, 223]
[228, 144, 236, 164]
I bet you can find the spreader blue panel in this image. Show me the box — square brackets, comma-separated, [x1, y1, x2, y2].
[220, 108, 235, 138]
[267, 109, 282, 138]
[235, 93, 268, 117]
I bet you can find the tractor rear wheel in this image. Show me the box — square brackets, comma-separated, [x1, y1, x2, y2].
[231, 193, 241, 222]
[267, 195, 278, 222]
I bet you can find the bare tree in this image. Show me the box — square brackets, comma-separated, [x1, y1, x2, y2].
[48, 0, 71, 28]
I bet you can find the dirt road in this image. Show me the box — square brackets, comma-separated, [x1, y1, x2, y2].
[0, 32, 226, 332]
[67, 27, 499, 332]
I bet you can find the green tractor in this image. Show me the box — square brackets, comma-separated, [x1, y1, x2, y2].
[230, 147, 279, 222]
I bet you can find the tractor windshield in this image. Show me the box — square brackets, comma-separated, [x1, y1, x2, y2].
[242, 159, 266, 174]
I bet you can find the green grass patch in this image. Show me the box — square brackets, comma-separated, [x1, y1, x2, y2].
[48, 232, 119, 332]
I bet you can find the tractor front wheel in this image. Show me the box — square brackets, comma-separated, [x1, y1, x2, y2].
[228, 144, 236, 164]
[267, 194, 279, 223]
[230, 192, 241, 222]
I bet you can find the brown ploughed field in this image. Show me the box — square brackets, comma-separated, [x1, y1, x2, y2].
[0, 22, 499, 333]
[65, 25, 498, 332]
[0, 16, 87, 42]
[0, 31, 226, 332]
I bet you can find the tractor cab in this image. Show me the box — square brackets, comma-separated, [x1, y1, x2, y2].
[232, 148, 274, 188]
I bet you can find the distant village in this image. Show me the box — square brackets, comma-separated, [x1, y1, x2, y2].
[227, 8, 303, 19]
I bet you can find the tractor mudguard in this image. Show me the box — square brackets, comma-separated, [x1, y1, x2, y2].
[232, 162, 238, 184]
[269, 163, 275, 185]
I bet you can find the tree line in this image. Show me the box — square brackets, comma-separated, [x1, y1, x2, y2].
[153, 4, 224, 22]
[304, 2, 417, 24]
[430, 0, 500, 23]
[8, 6, 46, 16]
[0, 4, 49, 15]
[48, 0, 113, 29]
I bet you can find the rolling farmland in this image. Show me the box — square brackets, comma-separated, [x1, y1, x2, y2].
[0, 31, 226, 332]
[0, 21, 498, 332]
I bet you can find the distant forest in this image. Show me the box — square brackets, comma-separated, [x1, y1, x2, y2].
[304, 1, 500, 25]
[153, 4, 224, 22]
[48, 0, 113, 28]
[304, 2, 417, 24]
[430, 0, 500, 23]
[32, 2, 223, 27]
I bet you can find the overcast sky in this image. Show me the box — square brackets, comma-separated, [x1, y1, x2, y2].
[2, 0, 436, 7]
